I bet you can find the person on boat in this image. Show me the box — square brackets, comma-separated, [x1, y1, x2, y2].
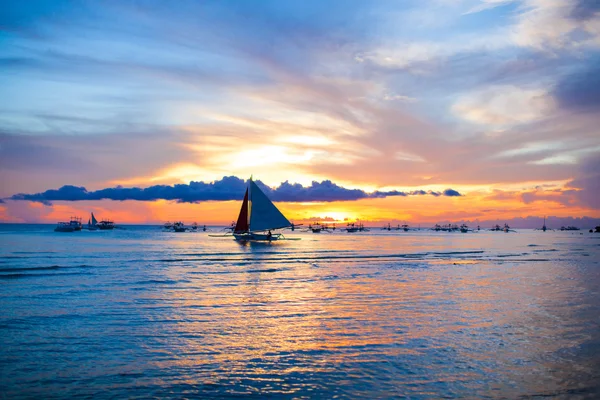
[267, 230, 272, 242]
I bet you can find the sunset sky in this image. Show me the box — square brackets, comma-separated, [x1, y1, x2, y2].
[1, 0, 599, 226]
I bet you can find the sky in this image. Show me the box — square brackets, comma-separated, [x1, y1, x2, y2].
[1, 0, 599, 227]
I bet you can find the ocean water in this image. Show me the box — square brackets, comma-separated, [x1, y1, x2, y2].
[1, 224, 599, 399]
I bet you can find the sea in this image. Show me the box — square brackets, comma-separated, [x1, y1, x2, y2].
[1, 224, 599, 399]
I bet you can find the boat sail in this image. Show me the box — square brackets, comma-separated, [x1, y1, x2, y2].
[87, 212, 98, 230]
[233, 178, 293, 241]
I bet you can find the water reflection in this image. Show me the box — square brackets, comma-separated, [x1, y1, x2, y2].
[0, 226, 599, 398]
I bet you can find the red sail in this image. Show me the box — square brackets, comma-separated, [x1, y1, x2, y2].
[234, 188, 249, 233]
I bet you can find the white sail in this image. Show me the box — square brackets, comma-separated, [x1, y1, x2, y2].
[91, 212, 98, 226]
[248, 180, 291, 232]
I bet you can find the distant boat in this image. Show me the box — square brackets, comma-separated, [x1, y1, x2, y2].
[309, 222, 323, 233]
[401, 224, 409, 232]
[87, 213, 98, 231]
[69, 217, 82, 231]
[460, 224, 469, 233]
[542, 216, 547, 232]
[560, 226, 580, 231]
[345, 222, 360, 233]
[97, 219, 115, 230]
[163, 221, 173, 230]
[54, 222, 75, 232]
[232, 178, 295, 241]
[173, 222, 186, 232]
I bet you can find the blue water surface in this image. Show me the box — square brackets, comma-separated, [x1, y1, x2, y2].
[1, 224, 599, 398]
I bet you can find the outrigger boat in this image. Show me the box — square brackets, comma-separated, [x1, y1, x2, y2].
[55, 222, 76, 232]
[97, 219, 115, 230]
[225, 177, 298, 242]
[173, 221, 186, 232]
[309, 222, 324, 233]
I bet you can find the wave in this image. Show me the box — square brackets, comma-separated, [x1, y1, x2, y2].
[156, 250, 486, 264]
[0, 271, 93, 279]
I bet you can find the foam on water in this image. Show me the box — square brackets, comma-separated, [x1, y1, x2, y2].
[1, 224, 599, 398]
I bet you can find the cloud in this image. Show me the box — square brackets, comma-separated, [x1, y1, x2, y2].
[567, 155, 600, 209]
[553, 62, 600, 112]
[464, 0, 517, 15]
[443, 189, 462, 197]
[452, 85, 556, 125]
[512, 0, 600, 51]
[7, 177, 463, 205]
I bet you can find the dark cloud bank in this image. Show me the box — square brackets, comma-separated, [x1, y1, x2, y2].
[7, 176, 462, 205]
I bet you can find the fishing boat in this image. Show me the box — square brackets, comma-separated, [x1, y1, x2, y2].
[163, 221, 173, 230]
[69, 217, 82, 231]
[345, 223, 360, 233]
[401, 224, 409, 232]
[560, 226, 580, 231]
[231, 178, 296, 242]
[460, 224, 469, 233]
[54, 222, 75, 232]
[173, 222, 186, 232]
[97, 219, 115, 230]
[309, 222, 324, 233]
[87, 213, 98, 231]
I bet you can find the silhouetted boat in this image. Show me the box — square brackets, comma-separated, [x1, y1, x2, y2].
[69, 217, 82, 231]
[87, 213, 98, 231]
[173, 222, 186, 232]
[232, 178, 295, 241]
[346, 222, 367, 232]
[560, 226, 580, 231]
[542, 216, 547, 232]
[54, 222, 75, 232]
[97, 220, 115, 230]
[309, 222, 324, 233]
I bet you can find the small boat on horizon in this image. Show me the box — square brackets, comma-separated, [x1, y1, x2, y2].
[309, 222, 324, 233]
[87, 213, 98, 231]
[560, 226, 580, 231]
[97, 219, 115, 230]
[346, 222, 366, 232]
[54, 222, 76, 232]
[173, 221, 186, 232]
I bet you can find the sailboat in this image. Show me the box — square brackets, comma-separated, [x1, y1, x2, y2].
[542, 216, 547, 232]
[87, 212, 98, 231]
[231, 178, 296, 242]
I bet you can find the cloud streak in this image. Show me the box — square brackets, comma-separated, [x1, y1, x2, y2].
[7, 177, 462, 205]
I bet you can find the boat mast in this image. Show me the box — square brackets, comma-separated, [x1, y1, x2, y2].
[248, 176, 252, 232]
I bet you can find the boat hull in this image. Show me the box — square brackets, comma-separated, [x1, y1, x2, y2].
[234, 232, 281, 241]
